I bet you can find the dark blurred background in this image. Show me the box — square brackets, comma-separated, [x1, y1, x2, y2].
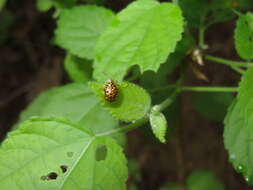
[0, 0, 252, 189]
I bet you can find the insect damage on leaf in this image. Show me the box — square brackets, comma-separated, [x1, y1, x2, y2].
[60, 165, 68, 173]
[41, 172, 58, 181]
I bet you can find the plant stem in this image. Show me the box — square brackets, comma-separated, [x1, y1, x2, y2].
[96, 84, 236, 137]
[205, 55, 253, 67]
[180, 86, 238, 92]
[230, 66, 245, 74]
[156, 88, 181, 111]
[96, 117, 149, 137]
[96, 89, 180, 137]
[96, 81, 237, 137]
[198, 8, 209, 50]
[199, 26, 208, 49]
[149, 85, 238, 93]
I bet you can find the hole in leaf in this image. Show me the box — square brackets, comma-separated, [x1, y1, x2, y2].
[95, 145, 107, 161]
[47, 172, 58, 180]
[67, 152, 74, 157]
[60, 165, 68, 173]
[40, 172, 58, 181]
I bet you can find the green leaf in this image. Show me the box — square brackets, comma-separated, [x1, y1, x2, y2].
[0, 117, 128, 190]
[223, 100, 253, 184]
[55, 5, 115, 59]
[15, 83, 126, 146]
[235, 12, 253, 60]
[36, 0, 53, 12]
[140, 33, 195, 105]
[64, 54, 92, 83]
[36, 0, 77, 12]
[191, 92, 234, 121]
[89, 81, 151, 122]
[238, 67, 253, 121]
[186, 170, 225, 190]
[93, 0, 184, 81]
[149, 106, 168, 143]
[140, 33, 195, 90]
[78, 103, 126, 146]
[18, 83, 98, 125]
[0, 0, 6, 10]
[179, 0, 252, 28]
[179, 0, 208, 28]
[225, 68, 253, 184]
[54, 0, 76, 10]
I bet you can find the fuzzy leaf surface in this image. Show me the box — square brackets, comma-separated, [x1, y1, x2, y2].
[149, 108, 168, 143]
[235, 13, 253, 60]
[89, 81, 151, 122]
[18, 83, 98, 125]
[238, 67, 253, 122]
[15, 83, 125, 145]
[224, 100, 253, 184]
[64, 54, 92, 83]
[0, 117, 128, 190]
[93, 0, 184, 81]
[55, 5, 115, 59]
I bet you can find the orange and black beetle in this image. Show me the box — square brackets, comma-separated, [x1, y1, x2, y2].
[103, 79, 118, 102]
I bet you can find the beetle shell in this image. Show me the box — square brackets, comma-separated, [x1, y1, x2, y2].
[104, 80, 118, 102]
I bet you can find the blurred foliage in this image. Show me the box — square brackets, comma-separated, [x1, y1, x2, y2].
[0, 11, 14, 45]
[191, 92, 234, 121]
[160, 170, 224, 190]
[64, 54, 92, 83]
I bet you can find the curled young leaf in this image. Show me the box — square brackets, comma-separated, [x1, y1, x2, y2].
[149, 106, 168, 143]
